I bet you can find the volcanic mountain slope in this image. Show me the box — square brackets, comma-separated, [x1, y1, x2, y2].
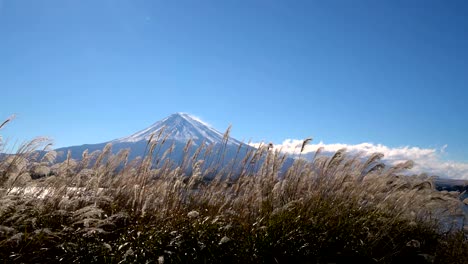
[55, 113, 256, 172]
[113, 112, 243, 146]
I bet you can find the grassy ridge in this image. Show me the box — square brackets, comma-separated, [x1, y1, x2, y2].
[0, 121, 467, 263]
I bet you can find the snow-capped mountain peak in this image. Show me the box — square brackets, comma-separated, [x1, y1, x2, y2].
[54, 113, 252, 163]
[113, 113, 241, 146]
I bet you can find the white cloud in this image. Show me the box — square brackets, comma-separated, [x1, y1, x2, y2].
[249, 139, 468, 180]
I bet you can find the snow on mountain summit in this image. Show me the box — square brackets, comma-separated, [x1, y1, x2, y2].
[113, 113, 241, 146]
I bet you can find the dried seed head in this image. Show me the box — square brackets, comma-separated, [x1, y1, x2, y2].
[301, 138, 313, 153]
[0, 114, 16, 130]
[219, 236, 231, 245]
[187, 210, 200, 219]
[158, 256, 164, 264]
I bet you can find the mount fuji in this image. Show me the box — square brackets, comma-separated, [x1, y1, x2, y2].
[54, 113, 255, 169]
[113, 113, 243, 146]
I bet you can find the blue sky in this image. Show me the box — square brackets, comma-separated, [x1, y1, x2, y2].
[1, 0, 467, 165]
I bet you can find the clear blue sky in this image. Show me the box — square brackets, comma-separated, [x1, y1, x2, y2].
[1, 0, 467, 161]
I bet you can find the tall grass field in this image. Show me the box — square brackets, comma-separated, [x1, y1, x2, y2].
[0, 118, 467, 263]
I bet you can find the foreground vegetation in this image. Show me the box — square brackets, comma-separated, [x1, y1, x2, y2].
[1, 120, 467, 263]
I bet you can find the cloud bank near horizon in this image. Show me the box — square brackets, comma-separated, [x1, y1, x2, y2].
[249, 139, 468, 180]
